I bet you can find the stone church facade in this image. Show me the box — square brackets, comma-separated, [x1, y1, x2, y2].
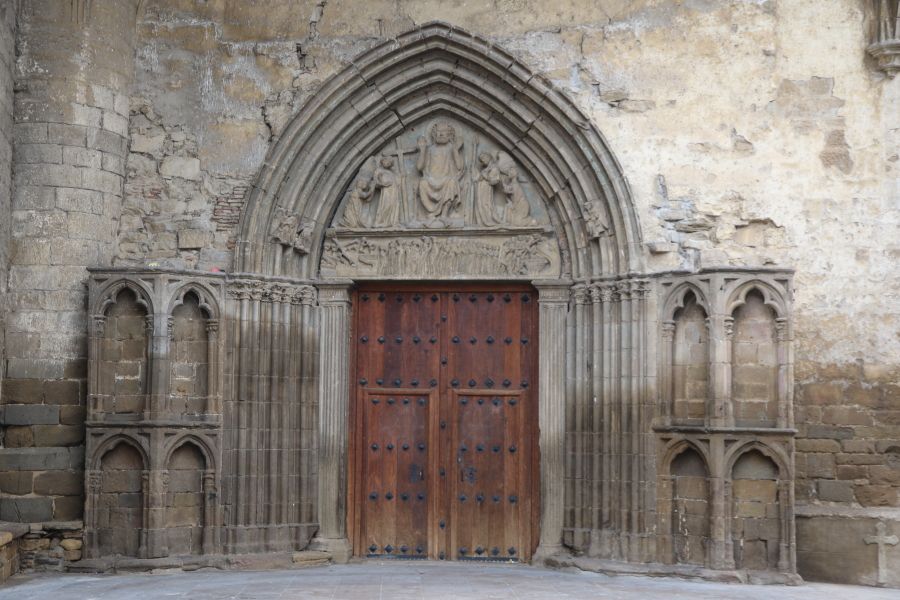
[0, 0, 897, 589]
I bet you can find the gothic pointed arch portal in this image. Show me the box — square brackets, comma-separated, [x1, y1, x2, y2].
[232, 22, 649, 563]
[236, 22, 643, 280]
[84, 23, 798, 575]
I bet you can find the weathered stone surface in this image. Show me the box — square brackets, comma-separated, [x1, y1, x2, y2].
[0, 497, 53, 522]
[159, 157, 201, 181]
[0, 471, 33, 495]
[0, 405, 59, 426]
[33, 471, 83, 496]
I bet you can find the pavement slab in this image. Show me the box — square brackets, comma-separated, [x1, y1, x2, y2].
[1, 562, 897, 600]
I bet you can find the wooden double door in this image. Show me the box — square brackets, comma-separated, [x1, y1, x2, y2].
[350, 284, 539, 562]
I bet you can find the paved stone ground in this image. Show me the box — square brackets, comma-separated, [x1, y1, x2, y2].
[1, 563, 897, 600]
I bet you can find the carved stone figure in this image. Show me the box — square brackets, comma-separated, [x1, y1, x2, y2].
[583, 200, 609, 239]
[273, 211, 314, 254]
[496, 152, 535, 227]
[499, 233, 552, 274]
[273, 212, 300, 246]
[339, 176, 375, 228]
[372, 156, 401, 228]
[474, 151, 501, 227]
[416, 122, 465, 223]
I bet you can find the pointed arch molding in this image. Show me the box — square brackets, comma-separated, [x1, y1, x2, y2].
[235, 21, 643, 279]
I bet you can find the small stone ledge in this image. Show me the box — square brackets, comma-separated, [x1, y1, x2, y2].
[547, 555, 803, 586]
[0, 521, 29, 583]
[67, 551, 332, 574]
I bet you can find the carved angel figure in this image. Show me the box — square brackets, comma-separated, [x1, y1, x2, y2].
[474, 151, 501, 227]
[372, 155, 401, 228]
[339, 175, 375, 228]
[496, 152, 535, 227]
[416, 122, 464, 221]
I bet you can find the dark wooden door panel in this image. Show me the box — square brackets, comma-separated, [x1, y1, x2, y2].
[351, 285, 537, 562]
[450, 390, 527, 561]
[360, 389, 433, 558]
[445, 290, 535, 562]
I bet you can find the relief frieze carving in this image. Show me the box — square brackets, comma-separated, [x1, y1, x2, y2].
[323, 118, 560, 279]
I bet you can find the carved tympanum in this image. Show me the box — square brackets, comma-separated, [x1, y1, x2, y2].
[323, 118, 559, 279]
[332, 119, 548, 232]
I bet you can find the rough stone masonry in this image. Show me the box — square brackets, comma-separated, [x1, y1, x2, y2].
[0, 0, 897, 591]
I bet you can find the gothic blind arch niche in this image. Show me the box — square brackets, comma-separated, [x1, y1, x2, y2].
[235, 21, 643, 281]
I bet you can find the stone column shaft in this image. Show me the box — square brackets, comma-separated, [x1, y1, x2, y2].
[533, 280, 571, 562]
[309, 281, 352, 563]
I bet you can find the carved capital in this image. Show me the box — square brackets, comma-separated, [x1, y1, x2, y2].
[144, 315, 154, 334]
[615, 281, 632, 301]
[724, 317, 735, 340]
[248, 282, 269, 302]
[269, 284, 291, 304]
[572, 284, 590, 305]
[226, 281, 253, 301]
[206, 319, 219, 335]
[533, 280, 572, 304]
[597, 284, 615, 303]
[293, 285, 318, 306]
[160, 470, 170, 492]
[166, 316, 175, 339]
[632, 279, 651, 299]
[316, 282, 352, 305]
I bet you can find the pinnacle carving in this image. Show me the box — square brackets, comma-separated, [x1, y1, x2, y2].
[869, 0, 900, 76]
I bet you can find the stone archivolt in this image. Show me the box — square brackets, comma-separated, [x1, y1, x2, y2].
[82, 23, 796, 582]
[236, 22, 641, 281]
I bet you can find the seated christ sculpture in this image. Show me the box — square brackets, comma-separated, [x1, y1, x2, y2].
[416, 121, 464, 221]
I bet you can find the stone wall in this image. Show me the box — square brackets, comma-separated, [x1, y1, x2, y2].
[1, 0, 138, 524]
[0, 0, 16, 421]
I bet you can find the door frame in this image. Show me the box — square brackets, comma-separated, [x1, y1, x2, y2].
[311, 278, 570, 564]
[347, 281, 542, 561]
